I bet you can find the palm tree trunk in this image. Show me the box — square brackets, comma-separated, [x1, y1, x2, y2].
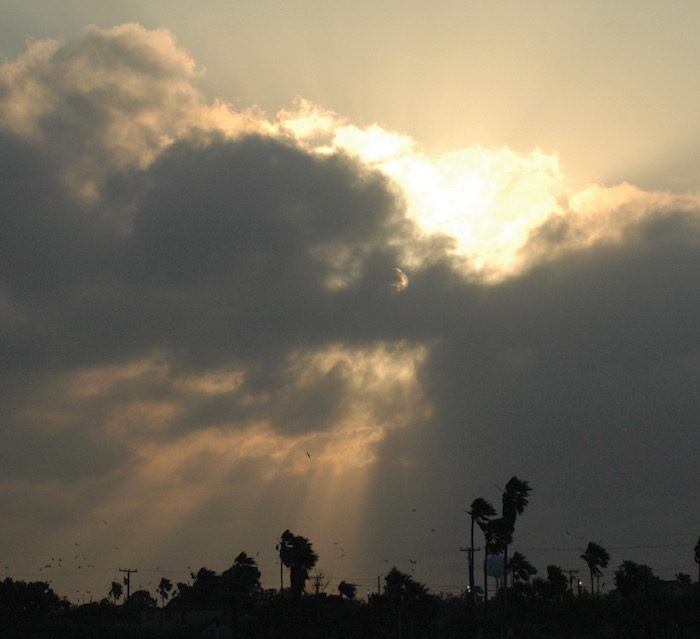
[483, 550, 489, 604]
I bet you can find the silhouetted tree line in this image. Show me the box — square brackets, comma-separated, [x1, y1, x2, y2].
[2, 523, 699, 637]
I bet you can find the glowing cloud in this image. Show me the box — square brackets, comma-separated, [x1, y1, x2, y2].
[0, 23, 265, 200]
[275, 100, 700, 280]
[275, 100, 571, 278]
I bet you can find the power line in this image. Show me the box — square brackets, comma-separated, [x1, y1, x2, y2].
[520, 542, 692, 552]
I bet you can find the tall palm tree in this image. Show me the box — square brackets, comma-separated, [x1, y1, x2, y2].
[489, 516, 513, 587]
[580, 541, 610, 595]
[478, 518, 495, 604]
[501, 476, 531, 587]
[279, 529, 319, 598]
[468, 498, 496, 609]
[479, 516, 512, 602]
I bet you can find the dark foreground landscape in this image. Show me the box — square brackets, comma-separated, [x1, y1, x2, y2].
[3, 539, 699, 638]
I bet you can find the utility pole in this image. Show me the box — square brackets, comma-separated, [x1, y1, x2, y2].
[460, 545, 480, 638]
[459, 546, 480, 597]
[276, 542, 284, 593]
[119, 568, 138, 601]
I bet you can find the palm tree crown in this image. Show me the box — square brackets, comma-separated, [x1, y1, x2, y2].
[502, 476, 532, 524]
[500, 476, 532, 589]
[509, 552, 537, 582]
[580, 541, 610, 595]
[469, 498, 497, 523]
[279, 529, 318, 598]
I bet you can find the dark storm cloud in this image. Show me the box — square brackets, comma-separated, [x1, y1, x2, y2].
[123, 135, 409, 358]
[364, 206, 700, 570]
[0, 123, 428, 465]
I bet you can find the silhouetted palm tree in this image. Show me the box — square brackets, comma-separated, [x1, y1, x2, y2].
[383, 567, 428, 601]
[279, 529, 318, 598]
[489, 517, 514, 587]
[222, 552, 262, 603]
[157, 577, 172, 608]
[502, 477, 531, 523]
[501, 476, 531, 586]
[468, 498, 496, 609]
[479, 516, 511, 602]
[580, 542, 609, 595]
[338, 580, 357, 599]
[509, 552, 537, 583]
[478, 518, 494, 603]
[108, 580, 123, 604]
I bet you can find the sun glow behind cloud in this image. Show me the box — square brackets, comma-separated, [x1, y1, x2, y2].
[276, 100, 700, 281]
[277, 100, 574, 279]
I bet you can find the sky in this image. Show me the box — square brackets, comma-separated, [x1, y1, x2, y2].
[0, 2, 698, 602]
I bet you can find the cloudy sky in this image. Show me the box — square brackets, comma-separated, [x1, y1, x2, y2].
[1, 2, 698, 600]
